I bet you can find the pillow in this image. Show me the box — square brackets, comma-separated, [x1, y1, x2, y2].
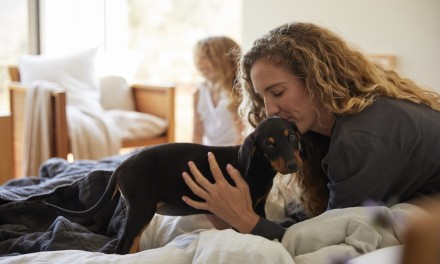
[106, 109, 168, 140]
[100, 75, 136, 111]
[18, 48, 101, 110]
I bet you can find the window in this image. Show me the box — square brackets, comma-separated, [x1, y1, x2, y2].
[0, 0, 29, 112]
[40, 0, 242, 83]
[126, 0, 242, 83]
[124, 0, 242, 141]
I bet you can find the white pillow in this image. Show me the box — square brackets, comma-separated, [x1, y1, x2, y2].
[18, 48, 101, 110]
[100, 75, 136, 111]
[107, 109, 168, 140]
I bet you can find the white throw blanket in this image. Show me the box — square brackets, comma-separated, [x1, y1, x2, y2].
[22, 81, 62, 176]
[67, 104, 120, 160]
[23, 80, 121, 175]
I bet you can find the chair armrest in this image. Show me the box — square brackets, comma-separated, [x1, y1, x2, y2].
[8, 66, 20, 82]
[9, 81, 26, 91]
[9, 81, 66, 98]
[130, 82, 176, 142]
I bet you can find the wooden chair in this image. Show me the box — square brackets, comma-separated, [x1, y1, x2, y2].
[8, 66, 175, 178]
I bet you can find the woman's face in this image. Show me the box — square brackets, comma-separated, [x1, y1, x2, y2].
[250, 59, 332, 135]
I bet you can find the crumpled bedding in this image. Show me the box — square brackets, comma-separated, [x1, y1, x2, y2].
[0, 203, 418, 264]
[0, 152, 136, 256]
[0, 151, 421, 263]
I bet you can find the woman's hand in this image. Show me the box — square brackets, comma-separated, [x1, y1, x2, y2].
[182, 152, 260, 234]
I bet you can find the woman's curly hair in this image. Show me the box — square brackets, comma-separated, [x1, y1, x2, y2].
[236, 22, 440, 216]
[238, 22, 440, 127]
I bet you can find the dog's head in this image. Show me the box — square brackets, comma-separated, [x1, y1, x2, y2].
[238, 117, 308, 178]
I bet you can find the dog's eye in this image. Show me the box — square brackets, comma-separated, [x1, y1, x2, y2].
[288, 134, 296, 142]
[263, 141, 277, 159]
[264, 140, 275, 150]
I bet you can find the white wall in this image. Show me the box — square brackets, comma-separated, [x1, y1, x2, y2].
[242, 0, 440, 92]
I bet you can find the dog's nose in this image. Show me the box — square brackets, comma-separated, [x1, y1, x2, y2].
[287, 161, 298, 172]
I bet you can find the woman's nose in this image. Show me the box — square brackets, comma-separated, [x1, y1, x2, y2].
[265, 100, 280, 117]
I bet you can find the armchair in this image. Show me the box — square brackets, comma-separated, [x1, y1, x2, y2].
[8, 66, 175, 178]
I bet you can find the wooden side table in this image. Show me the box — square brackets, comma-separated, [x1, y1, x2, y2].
[0, 112, 13, 184]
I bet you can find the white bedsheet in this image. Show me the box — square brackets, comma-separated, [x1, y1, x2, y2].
[0, 203, 420, 264]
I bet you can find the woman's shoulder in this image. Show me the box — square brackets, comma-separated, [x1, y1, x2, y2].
[338, 97, 439, 126]
[333, 96, 440, 145]
[366, 97, 439, 116]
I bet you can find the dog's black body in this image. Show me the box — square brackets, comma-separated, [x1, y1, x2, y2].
[45, 117, 307, 254]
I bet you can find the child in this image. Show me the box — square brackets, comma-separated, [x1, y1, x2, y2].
[192, 36, 242, 146]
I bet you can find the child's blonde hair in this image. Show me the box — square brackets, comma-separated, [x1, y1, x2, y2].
[194, 36, 241, 112]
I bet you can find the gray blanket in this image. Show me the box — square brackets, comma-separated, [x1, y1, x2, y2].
[0, 151, 137, 256]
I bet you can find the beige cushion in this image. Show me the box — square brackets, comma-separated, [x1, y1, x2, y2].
[107, 109, 168, 140]
[100, 76, 136, 111]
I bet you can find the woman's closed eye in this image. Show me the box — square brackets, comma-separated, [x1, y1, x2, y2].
[270, 86, 285, 97]
[272, 90, 283, 97]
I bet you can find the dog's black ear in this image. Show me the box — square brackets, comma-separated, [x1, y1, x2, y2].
[295, 130, 309, 161]
[237, 130, 257, 178]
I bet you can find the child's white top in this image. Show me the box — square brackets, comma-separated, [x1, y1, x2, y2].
[196, 84, 240, 146]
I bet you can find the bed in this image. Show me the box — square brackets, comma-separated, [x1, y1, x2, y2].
[0, 150, 420, 263]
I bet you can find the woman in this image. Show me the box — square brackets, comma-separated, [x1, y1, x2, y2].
[192, 36, 243, 146]
[181, 22, 440, 241]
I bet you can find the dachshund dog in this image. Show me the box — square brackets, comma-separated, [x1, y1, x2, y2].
[45, 117, 308, 254]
